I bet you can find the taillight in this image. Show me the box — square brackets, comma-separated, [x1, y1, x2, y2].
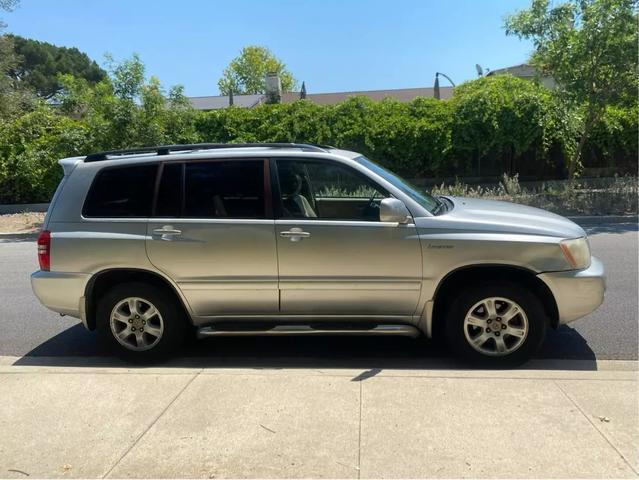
[37, 230, 51, 271]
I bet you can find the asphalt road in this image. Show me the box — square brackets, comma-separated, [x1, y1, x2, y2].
[0, 222, 636, 365]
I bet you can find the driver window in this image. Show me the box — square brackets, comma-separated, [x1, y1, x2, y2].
[276, 160, 388, 221]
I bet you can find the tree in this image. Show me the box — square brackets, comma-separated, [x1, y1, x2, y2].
[505, 0, 639, 177]
[57, 54, 198, 150]
[218, 46, 297, 95]
[0, 35, 34, 119]
[450, 75, 572, 176]
[0, 0, 19, 30]
[7, 34, 106, 98]
[0, 2, 33, 119]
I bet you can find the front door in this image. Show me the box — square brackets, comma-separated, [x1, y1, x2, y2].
[273, 158, 422, 317]
[146, 159, 278, 317]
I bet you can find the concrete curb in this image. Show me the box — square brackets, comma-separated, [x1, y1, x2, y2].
[0, 202, 49, 214]
[1, 355, 636, 375]
[0, 232, 39, 242]
[569, 215, 638, 225]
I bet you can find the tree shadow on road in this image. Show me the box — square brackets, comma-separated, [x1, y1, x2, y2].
[14, 323, 598, 371]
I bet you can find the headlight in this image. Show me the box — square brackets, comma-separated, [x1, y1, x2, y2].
[560, 237, 591, 269]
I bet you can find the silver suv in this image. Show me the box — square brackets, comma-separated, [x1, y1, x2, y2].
[31, 143, 605, 364]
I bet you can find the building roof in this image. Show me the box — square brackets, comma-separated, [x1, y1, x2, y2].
[187, 86, 453, 110]
[486, 63, 536, 77]
[281, 86, 453, 105]
[188, 94, 264, 110]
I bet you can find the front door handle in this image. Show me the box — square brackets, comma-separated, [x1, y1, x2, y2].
[152, 225, 182, 240]
[280, 228, 311, 242]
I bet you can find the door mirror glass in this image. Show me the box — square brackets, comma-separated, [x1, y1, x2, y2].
[379, 198, 411, 224]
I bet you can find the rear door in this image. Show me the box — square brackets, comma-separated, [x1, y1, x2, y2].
[273, 158, 422, 317]
[146, 159, 278, 317]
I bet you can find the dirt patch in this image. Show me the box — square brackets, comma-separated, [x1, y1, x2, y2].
[0, 212, 45, 234]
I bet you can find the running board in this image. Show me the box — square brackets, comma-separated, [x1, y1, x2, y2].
[196, 324, 421, 339]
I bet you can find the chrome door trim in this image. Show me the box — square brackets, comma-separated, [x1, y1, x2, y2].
[275, 219, 415, 228]
[150, 218, 276, 225]
[80, 217, 150, 223]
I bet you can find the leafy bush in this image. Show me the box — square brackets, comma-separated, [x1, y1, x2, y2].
[0, 66, 637, 204]
[449, 76, 573, 172]
[585, 103, 639, 170]
[0, 106, 90, 203]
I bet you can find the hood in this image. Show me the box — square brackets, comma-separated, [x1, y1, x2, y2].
[420, 196, 586, 238]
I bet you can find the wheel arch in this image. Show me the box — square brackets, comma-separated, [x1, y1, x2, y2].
[430, 264, 560, 339]
[84, 268, 192, 331]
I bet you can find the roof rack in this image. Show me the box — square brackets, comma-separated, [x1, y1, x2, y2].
[83, 143, 331, 162]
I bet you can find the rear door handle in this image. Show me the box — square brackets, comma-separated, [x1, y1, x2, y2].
[280, 228, 311, 242]
[152, 226, 182, 240]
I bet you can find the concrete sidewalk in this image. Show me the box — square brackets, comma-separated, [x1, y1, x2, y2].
[0, 357, 637, 479]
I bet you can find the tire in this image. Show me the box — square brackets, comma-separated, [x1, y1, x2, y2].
[96, 282, 187, 361]
[444, 283, 547, 367]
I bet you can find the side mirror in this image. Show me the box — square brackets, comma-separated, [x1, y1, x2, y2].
[379, 198, 411, 224]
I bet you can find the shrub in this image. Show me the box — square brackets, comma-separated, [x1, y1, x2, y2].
[0, 106, 91, 203]
[1, 71, 637, 204]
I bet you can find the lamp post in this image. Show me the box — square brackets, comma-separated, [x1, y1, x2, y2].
[433, 72, 456, 99]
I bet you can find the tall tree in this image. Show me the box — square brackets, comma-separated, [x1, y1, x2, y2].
[0, 2, 28, 118]
[218, 45, 297, 95]
[7, 34, 107, 99]
[505, 0, 638, 177]
[0, 0, 18, 30]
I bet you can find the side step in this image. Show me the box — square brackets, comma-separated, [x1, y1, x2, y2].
[196, 324, 421, 339]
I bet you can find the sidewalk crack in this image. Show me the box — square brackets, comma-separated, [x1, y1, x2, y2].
[102, 370, 201, 478]
[553, 380, 638, 475]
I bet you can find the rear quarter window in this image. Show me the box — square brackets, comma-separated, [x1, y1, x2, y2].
[83, 164, 158, 217]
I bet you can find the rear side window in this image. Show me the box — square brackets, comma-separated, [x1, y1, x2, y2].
[182, 161, 265, 218]
[155, 163, 183, 217]
[83, 164, 157, 217]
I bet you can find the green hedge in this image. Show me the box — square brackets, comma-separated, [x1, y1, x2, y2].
[0, 107, 90, 203]
[0, 75, 636, 203]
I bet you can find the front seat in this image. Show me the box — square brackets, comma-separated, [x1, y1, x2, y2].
[280, 172, 317, 218]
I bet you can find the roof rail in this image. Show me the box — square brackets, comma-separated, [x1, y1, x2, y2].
[83, 143, 330, 162]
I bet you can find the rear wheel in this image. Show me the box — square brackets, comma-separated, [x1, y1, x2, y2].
[445, 283, 547, 366]
[97, 282, 186, 361]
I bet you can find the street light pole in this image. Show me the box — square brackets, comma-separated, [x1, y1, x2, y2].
[433, 72, 456, 99]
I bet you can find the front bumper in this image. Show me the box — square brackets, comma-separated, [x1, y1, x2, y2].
[31, 270, 90, 321]
[537, 256, 606, 325]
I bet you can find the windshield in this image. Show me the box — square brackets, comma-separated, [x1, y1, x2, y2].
[355, 156, 443, 214]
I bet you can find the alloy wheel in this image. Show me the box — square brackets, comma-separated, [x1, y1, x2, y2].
[109, 297, 164, 351]
[463, 296, 529, 356]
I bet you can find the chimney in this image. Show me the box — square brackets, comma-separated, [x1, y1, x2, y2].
[264, 72, 282, 104]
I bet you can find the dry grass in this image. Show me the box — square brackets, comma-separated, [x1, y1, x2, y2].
[0, 212, 45, 234]
[431, 174, 638, 216]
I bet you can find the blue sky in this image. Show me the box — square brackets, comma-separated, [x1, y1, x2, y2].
[4, 0, 534, 97]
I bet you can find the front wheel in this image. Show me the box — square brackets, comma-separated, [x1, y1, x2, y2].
[97, 282, 186, 361]
[445, 284, 547, 366]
